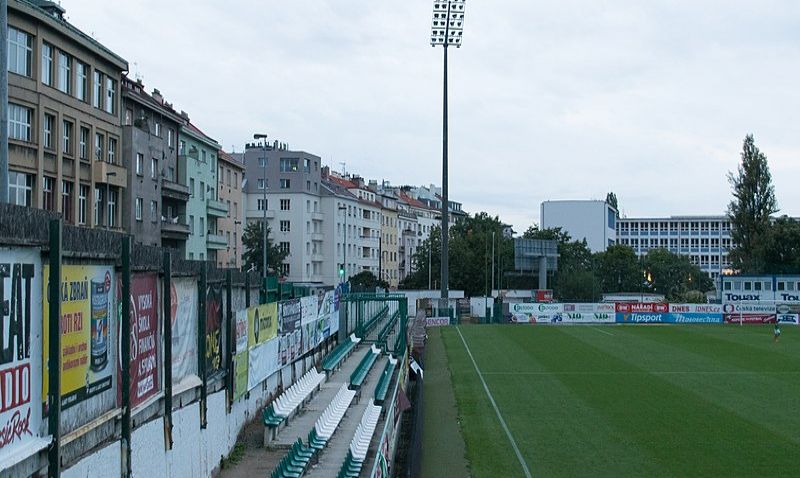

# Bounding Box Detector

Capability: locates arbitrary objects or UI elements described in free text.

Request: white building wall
[540,200,616,253]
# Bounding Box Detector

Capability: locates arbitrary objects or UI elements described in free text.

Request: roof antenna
[340,161,346,177]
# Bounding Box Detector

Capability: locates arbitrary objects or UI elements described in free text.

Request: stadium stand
[336,403,383,478]
[322,334,361,372]
[349,345,381,390]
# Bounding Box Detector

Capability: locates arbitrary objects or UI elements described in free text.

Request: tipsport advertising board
[615,303,723,324]
[43,265,115,409]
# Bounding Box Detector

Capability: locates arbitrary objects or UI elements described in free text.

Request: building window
[279,158,299,172]
[189,178,195,196]
[189,215,194,233]
[76,61,88,101]
[62,120,72,155]
[200,217,205,236]
[104,77,116,114]
[168,128,174,147]
[78,184,88,225]
[43,114,55,150]
[280,242,290,254]
[257,199,267,211]
[168,166,175,181]
[108,137,117,164]
[136,153,144,175]
[280,263,290,276]
[58,52,71,94]
[200,181,205,200]
[257,178,266,190]
[280,199,290,211]
[8,104,32,141]
[95,133,104,160]
[280,220,290,232]
[7,27,32,77]
[61,180,73,222]
[41,43,53,85]
[234,172,238,189]
[108,189,118,228]
[94,188,102,226]
[280,179,290,189]
[42,176,55,211]
[135,197,143,221]
[179,140,185,155]
[304,158,310,172]
[154,121,161,137]
[92,71,102,109]
[8,171,32,206]
[79,127,89,159]
[306,180,311,191]
[258,157,266,167]
[151,158,158,179]
[150,200,158,222]
[233,202,238,217]
[226,168,231,186]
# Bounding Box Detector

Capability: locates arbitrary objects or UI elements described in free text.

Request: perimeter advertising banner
[0,248,44,459]
[170,278,198,385]
[43,265,115,409]
[279,299,302,366]
[616,304,723,324]
[206,284,224,381]
[776,303,800,324]
[300,296,318,354]
[508,303,563,323]
[722,303,777,324]
[117,273,160,408]
[248,303,278,348]
[233,309,249,400]
[247,337,280,391]
[561,303,616,323]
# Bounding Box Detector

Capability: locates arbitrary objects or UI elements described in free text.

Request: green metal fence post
[47,219,62,478]
[120,236,132,478]
[225,270,234,411]
[162,252,173,449]
[198,264,207,428]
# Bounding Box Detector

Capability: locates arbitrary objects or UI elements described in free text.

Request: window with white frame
[78,184,88,225]
[95,133,104,160]
[168,128,174,147]
[42,176,55,211]
[150,200,157,221]
[135,197,143,221]
[75,61,88,101]
[257,179,266,189]
[280,179,290,189]
[8,27,32,77]
[154,121,161,137]
[104,77,115,114]
[108,137,116,164]
[8,171,32,206]
[61,180,73,222]
[151,158,157,179]
[135,153,144,175]
[257,199,267,210]
[280,220,290,232]
[280,199,290,211]
[79,127,88,159]
[92,71,102,109]
[108,189,118,228]
[57,52,71,94]
[62,120,72,155]
[8,104,32,141]
[43,114,54,150]
[41,43,53,85]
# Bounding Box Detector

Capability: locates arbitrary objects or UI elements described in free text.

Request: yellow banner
[247,303,278,347]
[43,265,115,409]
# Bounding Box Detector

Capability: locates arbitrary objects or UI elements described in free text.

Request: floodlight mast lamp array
[430,0,465,311]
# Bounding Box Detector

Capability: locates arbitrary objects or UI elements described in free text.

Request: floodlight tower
[430,0,465,312]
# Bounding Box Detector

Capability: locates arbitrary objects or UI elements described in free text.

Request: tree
[349,271,389,292]
[759,216,800,274]
[522,225,571,243]
[727,134,778,273]
[241,221,288,276]
[557,270,601,302]
[641,248,714,300]
[594,244,642,293]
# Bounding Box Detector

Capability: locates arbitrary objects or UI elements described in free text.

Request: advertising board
[170,278,198,385]
[205,284,224,381]
[508,303,564,323]
[117,273,160,408]
[0,248,44,460]
[43,264,115,409]
[247,303,278,348]
[425,317,450,327]
[722,303,776,324]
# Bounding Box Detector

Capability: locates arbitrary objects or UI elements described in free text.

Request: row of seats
[336,403,383,478]
[263,368,326,429]
[373,356,398,405]
[322,334,361,372]
[349,345,381,390]
[360,306,389,339]
[314,383,356,443]
[377,309,400,345]
[270,439,314,478]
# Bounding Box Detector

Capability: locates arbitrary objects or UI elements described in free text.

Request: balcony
[161,216,190,240]
[207,198,229,217]
[311,253,324,262]
[206,233,227,250]
[311,232,324,242]
[311,212,324,221]
[162,179,190,202]
[92,160,127,188]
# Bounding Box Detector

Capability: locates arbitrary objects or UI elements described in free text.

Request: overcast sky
[64,1,800,233]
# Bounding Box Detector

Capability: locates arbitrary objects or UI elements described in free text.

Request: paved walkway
[305,355,388,477]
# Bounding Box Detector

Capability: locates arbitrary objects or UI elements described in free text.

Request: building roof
[397,191,429,210]
[321,180,359,201]
[121,77,185,125]
[326,174,358,190]
[218,150,245,171]
[181,121,220,149]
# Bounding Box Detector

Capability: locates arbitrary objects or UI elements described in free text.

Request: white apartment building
[540,200,618,253]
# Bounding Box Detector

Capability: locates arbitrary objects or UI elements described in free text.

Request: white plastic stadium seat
[273,368,325,418]
[315,383,356,440]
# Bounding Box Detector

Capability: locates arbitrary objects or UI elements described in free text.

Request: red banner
[723,314,776,324]
[534,289,553,302]
[615,303,668,313]
[118,273,160,408]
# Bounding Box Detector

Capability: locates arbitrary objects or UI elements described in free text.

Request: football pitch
[424,324,800,478]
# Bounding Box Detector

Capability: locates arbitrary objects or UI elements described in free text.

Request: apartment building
[321,179,359,285]
[121,78,186,248]
[6,0,127,229]
[180,120,226,261]
[379,191,400,288]
[240,142,324,282]
[215,151,245,268]
[325,173,381,278]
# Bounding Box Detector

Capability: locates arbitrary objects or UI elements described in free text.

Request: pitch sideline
[456,326,533,478]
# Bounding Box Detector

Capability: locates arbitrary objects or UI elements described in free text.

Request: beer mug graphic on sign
[90,276,109,371]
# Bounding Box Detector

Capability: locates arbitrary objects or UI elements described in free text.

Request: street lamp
[338,204,347,283]
[430,0,466,312]
[253,133,268,276]
[105,171,116,229]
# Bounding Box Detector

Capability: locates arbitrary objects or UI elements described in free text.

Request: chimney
[180,110,189,120]
[321,166,330,178]
[152,88,163,105]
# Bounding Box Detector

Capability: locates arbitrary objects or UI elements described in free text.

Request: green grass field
[430,324,800,478]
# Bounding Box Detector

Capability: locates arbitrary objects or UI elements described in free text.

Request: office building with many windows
[6,0,127,229]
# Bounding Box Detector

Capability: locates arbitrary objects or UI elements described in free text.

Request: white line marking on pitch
[480,371,800,376]
[591,327,614,336]
[456,326,533,478]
